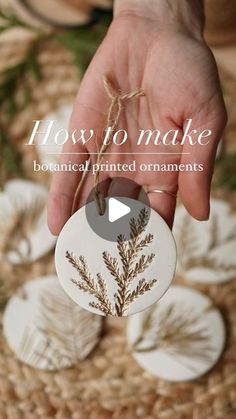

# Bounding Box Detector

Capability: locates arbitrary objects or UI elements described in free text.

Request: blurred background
[0,0,236,418]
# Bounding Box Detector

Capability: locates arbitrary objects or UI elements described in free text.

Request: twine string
[94,76,145,215]
[71,77,145,216]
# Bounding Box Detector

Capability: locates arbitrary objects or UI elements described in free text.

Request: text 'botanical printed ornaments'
[173,199,236,284]
[127,286,226,382]
[3,276,103,371]
[0,179,56,264]
[55,198,177,317]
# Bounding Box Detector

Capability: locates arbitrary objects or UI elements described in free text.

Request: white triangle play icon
[108,198,131,223]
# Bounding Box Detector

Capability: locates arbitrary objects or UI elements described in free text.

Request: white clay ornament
[3,276,103,371]
[55,198,177,317]
[173,199,236,284]
[127,285,226,382]
[0,179,56,264]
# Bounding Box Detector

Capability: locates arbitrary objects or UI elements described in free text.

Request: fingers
[47,71,108,235]
[75,174,111,211]
[107,177,141,199]
[147,190,177,228]
[48,150,89,235]
[179,150,213,221]
[179,104,227,221]
[77,176,140,212]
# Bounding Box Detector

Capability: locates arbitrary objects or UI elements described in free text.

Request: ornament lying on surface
[173,199,236,284]
[127,285,225,382]
[0,179,56,264]
[3,276,103,371]
[55,199,176,317]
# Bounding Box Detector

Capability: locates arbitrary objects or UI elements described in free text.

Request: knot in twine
[94,76,145,216]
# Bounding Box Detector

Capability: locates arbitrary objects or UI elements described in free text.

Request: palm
[49,14,226,234]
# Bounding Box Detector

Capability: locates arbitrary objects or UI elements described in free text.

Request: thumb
[179,106,227,220]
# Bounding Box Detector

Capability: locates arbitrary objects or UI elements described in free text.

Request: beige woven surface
[1,262,236,419]
[0,19,236,419]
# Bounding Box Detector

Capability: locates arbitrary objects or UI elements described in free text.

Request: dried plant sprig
[132,302,214,365]
[102,252,122,283]
[112,209,157,316]
[66,251,114,316]
[67,208,157,316]
[126,278,157,306]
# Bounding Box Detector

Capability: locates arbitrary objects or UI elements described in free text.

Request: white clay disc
[3,276,103,371]
[34,104,72,167]
[173,199,236,284]
[55,198,177,317]
[0,179,56,264]
[127,285,225,382]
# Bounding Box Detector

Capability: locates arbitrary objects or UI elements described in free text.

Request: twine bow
[94,76,145,215]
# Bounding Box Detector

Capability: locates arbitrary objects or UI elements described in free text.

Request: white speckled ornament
[127,285,225,382]
[3,276,103,371]
[173,199,236,284]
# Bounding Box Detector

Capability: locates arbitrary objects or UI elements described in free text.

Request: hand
[48,0,227,234]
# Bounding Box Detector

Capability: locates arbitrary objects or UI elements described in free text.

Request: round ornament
[3,276,103,371]
[0,179,56,264]
[55,198,177,317]
[127,285,225,382]
[173,199,236,284]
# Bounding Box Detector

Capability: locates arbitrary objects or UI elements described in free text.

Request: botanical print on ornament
[127,286,226,381]
[173,199,236,284]
[66,208,157,316]
[3,277,102,371]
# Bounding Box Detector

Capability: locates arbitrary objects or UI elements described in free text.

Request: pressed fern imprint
[132,302,214,371]
[19,283,101,370]
[1,196,45,262]
[177,213,236,273]
[66,208,158,316]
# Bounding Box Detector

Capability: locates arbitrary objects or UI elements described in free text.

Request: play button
[85,177,151,242]
[108,198,131,223]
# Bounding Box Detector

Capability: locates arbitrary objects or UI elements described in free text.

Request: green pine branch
[0,124,23,187]
[0,8,39,33]
[53,13,112,73]
[0,46,42,120]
